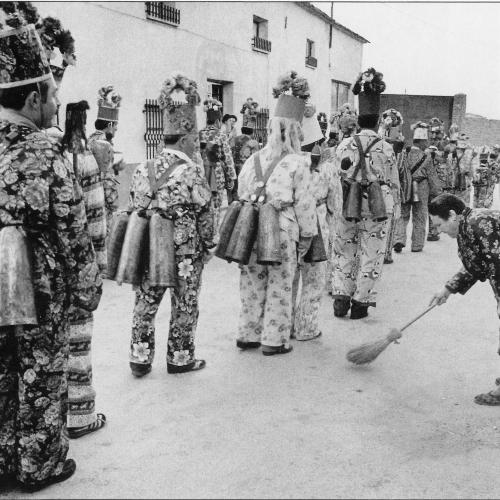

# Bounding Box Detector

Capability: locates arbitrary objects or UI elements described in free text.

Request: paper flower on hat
[381,108,403,126]
[203,97,222,112]
[353,67,386,95]
[272,70,310,100]
[410,121,429,131]
[98,85,121,109]
[0,1,39,29]
[158,71,200,109]
[317,112,327,123]
[240,97,259,115]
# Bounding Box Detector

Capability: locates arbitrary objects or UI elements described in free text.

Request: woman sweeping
[429,193,500,405]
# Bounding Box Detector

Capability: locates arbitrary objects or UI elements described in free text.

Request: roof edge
[295,2,369,44]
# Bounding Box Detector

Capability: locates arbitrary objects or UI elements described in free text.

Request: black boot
[393,243,404,253]
[333,298,351,317]
[350,300,369,319]
[130,362,152,378]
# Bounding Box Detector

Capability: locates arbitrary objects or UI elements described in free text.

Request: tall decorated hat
[240,97,259,128]
[354,66,385,119]
[272,70,310,123]
[97,85,121,123]
[411,121,429,140]
[379,108,404,142]
[448,123,459,142]
[301,103,324,146]
[429,117,444,135]
[0,3,75,85]
[158,72,200,135]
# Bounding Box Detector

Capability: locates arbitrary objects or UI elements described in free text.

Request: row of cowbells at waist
[214,201,327,267]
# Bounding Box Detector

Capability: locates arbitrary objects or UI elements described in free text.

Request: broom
[346,303,437,365]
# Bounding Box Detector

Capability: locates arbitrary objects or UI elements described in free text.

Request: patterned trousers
[384,214,398,261]
[331,217,389,306]
[67,309,96,428]
[292,261,327,339]
[473,185,495,209]
[0,325,69,485]
[130,253,204,368]
[237,232,297,347]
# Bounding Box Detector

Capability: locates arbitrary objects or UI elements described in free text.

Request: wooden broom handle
[399,304,437,333]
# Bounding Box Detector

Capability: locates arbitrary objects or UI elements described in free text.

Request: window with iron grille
[305,39,317,68]
[252,15,271,53]
[143,99,163,160]
[253,108,270,147]
[331,80,351,113]
[145,1,180,26]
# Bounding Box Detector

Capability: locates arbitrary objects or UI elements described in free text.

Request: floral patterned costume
[129,148,214,370]
[67,149,107,428]
[229,133,260,202]
[444,208,500,350]
[331,130,399,307]
[437,149,474,206]
[88,130,118,235]
[199,125,236,239]
[292,148,342,339]
[0,112,101,486]
[237,152,316,348]
[472,157,500,209]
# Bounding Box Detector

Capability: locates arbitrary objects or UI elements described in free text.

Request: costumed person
[62,101,107,438]
[330,103,357,143]
[199,96,236,242]
[429,194,500,406]
[292,104,342,340]
[331,76,399,319]
[235,70,316,355]
[87,85,124,236]
[221,112,237,145]
[128,72,215,376]
[0,19,101,491]
[317,111,328,137]
[352,67,386,95]
[426,117,446,241]
[377,108,404,264]
[393,122,440,253]
[228,98,260,203]
[472,145,500,208]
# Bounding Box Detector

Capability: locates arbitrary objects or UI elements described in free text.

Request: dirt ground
[3,189,500,499]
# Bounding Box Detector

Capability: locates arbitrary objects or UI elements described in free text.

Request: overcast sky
[314,1,500,119]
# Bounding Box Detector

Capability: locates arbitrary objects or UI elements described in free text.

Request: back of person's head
[241,126,254,136]
[429,193,466,219]
[0,82,49,110]
[94,119,110,131]
[357,114,379,130]
[265,116,302,159]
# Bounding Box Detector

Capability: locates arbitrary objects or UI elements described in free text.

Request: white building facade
[35,1,367,163]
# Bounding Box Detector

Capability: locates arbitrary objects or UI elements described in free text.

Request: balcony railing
[145,2,180,26]
[305,56,317,68]
[252,36,272,53]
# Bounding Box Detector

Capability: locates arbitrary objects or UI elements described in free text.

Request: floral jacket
[472,157,500,187]
[445,208,500,294]
[231,134,260,174]
[437,150,474,191]
[238,151,317,242]
[199,125,237,192]
[129,148,215,255]
[88,130,119,213]
[0,111,102,314]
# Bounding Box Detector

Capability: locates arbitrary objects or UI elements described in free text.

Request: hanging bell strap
[352,135,382,185]
[251,152,286,204]
[144,158,186,210]
[410,153,427,176]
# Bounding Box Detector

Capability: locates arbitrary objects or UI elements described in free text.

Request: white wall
[35,1,364,163]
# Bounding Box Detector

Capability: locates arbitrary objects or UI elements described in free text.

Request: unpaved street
[3,192,500,499]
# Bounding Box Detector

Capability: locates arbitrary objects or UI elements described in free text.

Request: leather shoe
[130,362,152,378]
[333,298,350,317]
[350,301,369,319]
[236,340,261,350]
[20,459,76,492]
[393,243,404,253]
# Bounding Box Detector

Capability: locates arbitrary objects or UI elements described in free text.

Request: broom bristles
[346,337,394,365]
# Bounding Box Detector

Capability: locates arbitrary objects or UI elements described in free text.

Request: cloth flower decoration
[272,70,310,100]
